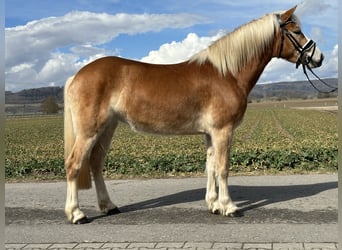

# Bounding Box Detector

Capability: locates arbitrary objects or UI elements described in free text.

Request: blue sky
[5,0,338,91]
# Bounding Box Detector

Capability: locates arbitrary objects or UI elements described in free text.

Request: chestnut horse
[64,6,323,224]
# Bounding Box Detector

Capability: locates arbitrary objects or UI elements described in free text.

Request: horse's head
[276,6,324,69]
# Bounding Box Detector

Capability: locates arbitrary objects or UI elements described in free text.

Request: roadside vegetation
[5,103,337,181]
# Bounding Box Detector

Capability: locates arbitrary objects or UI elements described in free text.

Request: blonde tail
[64,76,92,189]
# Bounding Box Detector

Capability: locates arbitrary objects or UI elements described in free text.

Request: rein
[301,64,338,93]
[277,19,337,93]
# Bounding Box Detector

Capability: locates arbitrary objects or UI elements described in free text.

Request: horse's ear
[281,5,297,23]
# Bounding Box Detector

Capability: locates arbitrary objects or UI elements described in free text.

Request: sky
[5,0,338,92]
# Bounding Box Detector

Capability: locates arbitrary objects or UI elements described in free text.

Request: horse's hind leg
[65,135,97,224]
[90,121,119,215]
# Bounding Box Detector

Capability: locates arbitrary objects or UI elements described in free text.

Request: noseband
[277,19,316,68]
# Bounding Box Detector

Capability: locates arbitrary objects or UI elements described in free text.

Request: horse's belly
[121,109,204,136]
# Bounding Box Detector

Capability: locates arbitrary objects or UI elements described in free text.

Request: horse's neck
[235,48,274,96]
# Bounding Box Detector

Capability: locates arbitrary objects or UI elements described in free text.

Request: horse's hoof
[228,209,243,217]
[107,207,121,215]
[74,216,90,224]
[209,209,220,215]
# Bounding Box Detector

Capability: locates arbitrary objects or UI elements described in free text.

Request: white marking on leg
[65,180,86,223]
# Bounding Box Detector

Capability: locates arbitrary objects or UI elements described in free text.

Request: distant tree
[41,96,59,114]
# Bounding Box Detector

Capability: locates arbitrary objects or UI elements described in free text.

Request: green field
[5,103,338,181]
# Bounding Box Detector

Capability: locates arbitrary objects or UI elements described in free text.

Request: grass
[5,103,338,181]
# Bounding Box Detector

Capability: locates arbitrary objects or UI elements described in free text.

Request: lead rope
[302,64,338,93]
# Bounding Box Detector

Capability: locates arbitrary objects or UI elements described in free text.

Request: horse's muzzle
[311,53,324,68]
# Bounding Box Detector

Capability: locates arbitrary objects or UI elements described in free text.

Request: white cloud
[37,53,78,83]
[5,11,207,91]
[141,31,225,64]
[8,63,34,74]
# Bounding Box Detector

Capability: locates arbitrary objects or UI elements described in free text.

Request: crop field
[5,104,337,181]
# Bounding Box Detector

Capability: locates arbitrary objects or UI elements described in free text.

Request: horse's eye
[293,30,301,35]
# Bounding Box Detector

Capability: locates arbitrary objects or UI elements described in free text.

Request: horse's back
[69,56,189,97]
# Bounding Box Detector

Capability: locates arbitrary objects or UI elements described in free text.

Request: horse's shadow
[88,181,337,222]
[121,181,337,212]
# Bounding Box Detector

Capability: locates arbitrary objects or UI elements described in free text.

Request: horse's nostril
[316,53,324,67]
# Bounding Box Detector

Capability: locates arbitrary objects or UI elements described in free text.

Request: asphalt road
[5,174,338,246]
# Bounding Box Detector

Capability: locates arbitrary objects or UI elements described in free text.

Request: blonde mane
[190,13,282,76]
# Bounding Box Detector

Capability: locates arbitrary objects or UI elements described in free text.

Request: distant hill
[5,86,64,104]
[250,78,338,101]
[5,78,338,105]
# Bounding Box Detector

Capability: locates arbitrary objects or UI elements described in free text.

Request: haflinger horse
[64,6,323,224]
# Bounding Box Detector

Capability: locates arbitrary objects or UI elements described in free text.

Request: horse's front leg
[207,127,239,216]
[90,123,119,215]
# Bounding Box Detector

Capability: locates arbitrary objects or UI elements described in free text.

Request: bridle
[277,19,315,69]
[277,17,337,93]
